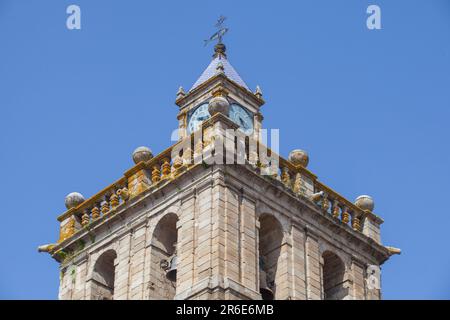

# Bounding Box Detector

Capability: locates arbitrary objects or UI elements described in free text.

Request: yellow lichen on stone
[58,217,76,243]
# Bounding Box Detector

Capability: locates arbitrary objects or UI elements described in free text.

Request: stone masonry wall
[58,165,384,300]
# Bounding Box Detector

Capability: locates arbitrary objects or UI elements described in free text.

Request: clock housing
[186,102,254,135]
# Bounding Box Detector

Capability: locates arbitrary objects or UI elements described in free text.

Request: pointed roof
[190,43,249,92]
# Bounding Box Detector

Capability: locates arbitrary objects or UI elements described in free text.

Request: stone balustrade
[264,149,379,236]
[57,177,129,243]
[56,143,193,244]
[311,182,364,231]
[239,135,380,239]
[55,115,381,247]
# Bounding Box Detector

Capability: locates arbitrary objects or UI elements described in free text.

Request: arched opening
[149,213,178,299]
[258,214,283,300]
[90,249,117,300]
[321,251,347,300]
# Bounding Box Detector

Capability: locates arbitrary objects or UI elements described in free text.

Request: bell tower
[40,31,399,300]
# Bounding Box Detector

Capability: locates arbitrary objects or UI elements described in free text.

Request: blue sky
[0,0,449,299]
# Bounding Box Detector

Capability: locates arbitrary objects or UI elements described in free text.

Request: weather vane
[204,15,228,46]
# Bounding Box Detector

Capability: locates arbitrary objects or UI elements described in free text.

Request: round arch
[90,249,117,300]
[321,250,347,300]
[258,213,284,300]
[148,212,179,299]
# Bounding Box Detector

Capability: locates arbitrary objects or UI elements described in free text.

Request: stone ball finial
[213,43,227,58]
[132,146,153,164]
[208,96,230,117]
[355,195,375,212]
[65,192,85,209]
[289,149,309,167]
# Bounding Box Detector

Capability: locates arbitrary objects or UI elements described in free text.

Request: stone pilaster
[362,211,383,244]
[113,234,132,299]
[291,225,307,299]
[177,112,187,141]
[125,163,152,199]
[129,225,147,299]
[239,195,258,292]
[366,264,382,300]
[72,255,88,300]
[253,112,263,142]
[59,264,76,300]
[304,230,321,299]
[350,259,366,300]
[224,187,241,284]
[174,189,197,298]
[274,236,292,299]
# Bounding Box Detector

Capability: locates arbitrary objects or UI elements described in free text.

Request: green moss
[76,239,85,251]
[56,250,67,261]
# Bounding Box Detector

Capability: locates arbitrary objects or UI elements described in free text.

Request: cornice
[175,73,264,109]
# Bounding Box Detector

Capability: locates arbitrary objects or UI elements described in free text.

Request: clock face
[229,104,254,135]
[187,103,210,133]
[186,102,254,135]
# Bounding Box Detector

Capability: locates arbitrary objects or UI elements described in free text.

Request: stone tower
[40,43,399,300]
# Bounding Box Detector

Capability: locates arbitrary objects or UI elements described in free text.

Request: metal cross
[204,15,229,46]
